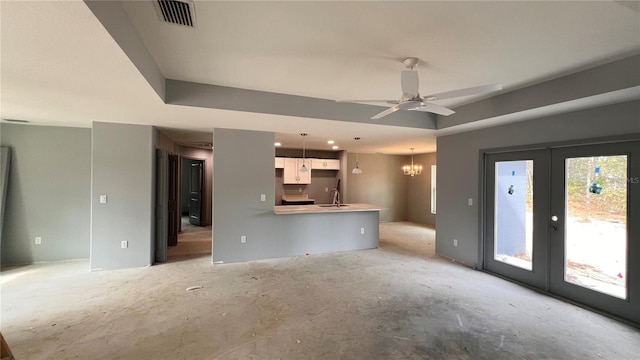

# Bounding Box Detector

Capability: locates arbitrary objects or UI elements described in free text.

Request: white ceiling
[1,1,639,154]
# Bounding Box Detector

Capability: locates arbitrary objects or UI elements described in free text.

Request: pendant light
[403,148,422,176]
[352,137,363,174]
[299,133,309,173]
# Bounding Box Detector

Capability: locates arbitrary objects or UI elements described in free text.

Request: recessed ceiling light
[332,145,339,150]
[274,142,281,147]
[327,140,335,145]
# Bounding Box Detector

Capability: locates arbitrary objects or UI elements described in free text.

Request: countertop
[273,203,385,215]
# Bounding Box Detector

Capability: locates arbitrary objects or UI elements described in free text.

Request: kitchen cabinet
[283,158,311,184]
[311,158,340,170]
[275,157,285,169]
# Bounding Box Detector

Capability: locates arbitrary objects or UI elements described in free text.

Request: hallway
[166,216,212,262]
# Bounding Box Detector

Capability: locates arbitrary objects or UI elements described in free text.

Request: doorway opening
[169,156,211,261]
[482,139,639,324]
[155,150,212,264]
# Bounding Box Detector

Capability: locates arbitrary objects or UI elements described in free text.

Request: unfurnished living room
[1,1,639,359]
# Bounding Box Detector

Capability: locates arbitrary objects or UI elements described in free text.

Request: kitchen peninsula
[274,203,383,214]
[273,203,385,254]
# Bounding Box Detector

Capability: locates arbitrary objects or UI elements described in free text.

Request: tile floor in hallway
[1,222,638,359]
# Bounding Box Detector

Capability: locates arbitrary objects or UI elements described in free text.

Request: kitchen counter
[281,194,315,205]
[274,203,385,215]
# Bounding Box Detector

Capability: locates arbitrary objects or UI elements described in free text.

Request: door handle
[552,226,558,231]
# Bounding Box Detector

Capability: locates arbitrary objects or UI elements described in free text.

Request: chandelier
[403,148,422,176]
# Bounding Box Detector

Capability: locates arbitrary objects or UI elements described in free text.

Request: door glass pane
[565,156,627,299]
[494,160,534,270]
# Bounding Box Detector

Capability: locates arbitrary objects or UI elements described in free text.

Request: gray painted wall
[407,152,437,226]
[1,124,91,265]
[91,122,154,270]
[213,129,379,263]
[436,100,640,268]
[346,153,408,222]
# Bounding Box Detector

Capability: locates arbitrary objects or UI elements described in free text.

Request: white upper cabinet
[275,157,285,169]
[283,158,311,184]
[311,159,340,170]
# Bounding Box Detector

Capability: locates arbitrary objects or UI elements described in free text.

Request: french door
[484,140,639,324]
[484,150,550,289]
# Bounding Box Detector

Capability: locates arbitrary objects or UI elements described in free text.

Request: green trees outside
[566,155,627,224]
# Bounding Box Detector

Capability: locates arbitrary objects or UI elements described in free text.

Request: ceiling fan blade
[425,83,502,101]
[371,104,401,119]
[335,99,397,104]
[411,103,456,116]
[401,70,419,98]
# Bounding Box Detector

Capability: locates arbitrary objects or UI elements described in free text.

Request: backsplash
[275,169,340,205]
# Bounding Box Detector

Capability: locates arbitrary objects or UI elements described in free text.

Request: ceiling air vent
[155,0,196,27]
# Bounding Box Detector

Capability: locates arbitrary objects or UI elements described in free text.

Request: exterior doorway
[483,139,639,324]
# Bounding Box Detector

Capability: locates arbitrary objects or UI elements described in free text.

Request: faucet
[330,188,340,207]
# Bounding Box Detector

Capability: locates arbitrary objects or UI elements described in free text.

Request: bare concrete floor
[1,222,638,359]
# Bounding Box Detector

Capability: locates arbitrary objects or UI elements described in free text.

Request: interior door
[155,149,168,263]
[189,160,204,226]
[549,141,639,323]
[484,150,550,289]
[168,154,179,246]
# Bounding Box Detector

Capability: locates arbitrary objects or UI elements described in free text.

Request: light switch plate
[468,198,473,206]
[35,237,42,245]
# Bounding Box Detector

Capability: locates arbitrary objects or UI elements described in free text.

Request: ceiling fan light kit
[337,57,502,120]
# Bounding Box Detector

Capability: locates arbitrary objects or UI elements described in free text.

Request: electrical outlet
[260,194,266,202]
[121,240,128,249]
[468,198,473,206]
[35,237,42,245]
[100,195,107,204]
[298,188,302,193]
[241,235,247,244]
[325,187,329,192]
[453,239,458,247]
[360,227,365,235]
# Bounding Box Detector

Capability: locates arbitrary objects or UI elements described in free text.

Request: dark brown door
[189,160,204,226]
[168,154,179,246]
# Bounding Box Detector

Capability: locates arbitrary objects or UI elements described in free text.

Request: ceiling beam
[438,54,640,129]
[166,80,437,129]
[84,0,166,102]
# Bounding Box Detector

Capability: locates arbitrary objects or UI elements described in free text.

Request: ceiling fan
[336,57,502,120]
